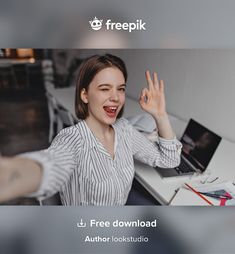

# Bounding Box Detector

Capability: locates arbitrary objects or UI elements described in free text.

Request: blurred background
[1,0,235,48]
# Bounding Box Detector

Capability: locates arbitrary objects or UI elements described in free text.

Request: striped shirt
[21,118,182,206]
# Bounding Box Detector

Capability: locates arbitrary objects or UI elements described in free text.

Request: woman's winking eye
[100,88,109,91]
[98,84,126,92]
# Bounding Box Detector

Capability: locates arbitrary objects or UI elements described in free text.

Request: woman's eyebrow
[98,83,126,87]
[97,84,111,88]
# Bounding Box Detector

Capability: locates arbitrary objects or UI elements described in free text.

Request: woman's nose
[109,89,119,101]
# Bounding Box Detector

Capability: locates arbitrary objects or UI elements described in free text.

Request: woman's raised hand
[139,71,167,118]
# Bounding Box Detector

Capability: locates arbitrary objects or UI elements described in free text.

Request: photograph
[0,49,234,207]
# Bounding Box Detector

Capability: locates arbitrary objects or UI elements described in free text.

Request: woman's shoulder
[114,117,133,134]
[51,124,84,150]
[114,117,129,126]
[58,124,82,137]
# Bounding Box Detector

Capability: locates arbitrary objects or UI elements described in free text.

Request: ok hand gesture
[139,71,167,118]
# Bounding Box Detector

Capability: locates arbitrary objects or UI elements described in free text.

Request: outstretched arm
[0,156,42,203]
[139,70,175,140]
[0,127,81,204]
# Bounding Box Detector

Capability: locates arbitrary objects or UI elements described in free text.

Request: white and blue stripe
[21,118,182,205]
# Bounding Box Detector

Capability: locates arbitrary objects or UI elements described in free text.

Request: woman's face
[82,67,126,126]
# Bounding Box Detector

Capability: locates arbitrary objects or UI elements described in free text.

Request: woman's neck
[85,116,116,159]
[85,117,113,139]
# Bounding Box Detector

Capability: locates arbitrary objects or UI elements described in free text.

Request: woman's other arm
[130,70,182,168]
[139,71,175,139]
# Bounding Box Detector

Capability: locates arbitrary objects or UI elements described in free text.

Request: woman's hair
[75,54,127,119]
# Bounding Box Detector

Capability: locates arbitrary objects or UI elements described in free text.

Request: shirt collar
[78,120,119,158]
[78,120,99,149]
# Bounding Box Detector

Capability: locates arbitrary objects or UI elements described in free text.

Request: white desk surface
[48,86,235,205]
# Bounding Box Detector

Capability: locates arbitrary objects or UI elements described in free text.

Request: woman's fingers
[153,72,159,90]
[145,70,154,91]
[139,88,149,105]
[143,71,164,103]
[146,70,161,92]
[141,71,166,115]
[159,79,164,93]
[141,88,148,99]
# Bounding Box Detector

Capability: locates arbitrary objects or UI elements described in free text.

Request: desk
[135,134,235,205]
[49,86,235,205]
[170,139,235,205]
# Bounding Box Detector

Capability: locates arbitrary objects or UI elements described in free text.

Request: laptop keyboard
[175,159,194,174]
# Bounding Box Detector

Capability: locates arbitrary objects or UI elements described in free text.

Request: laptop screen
[180,119,222,172]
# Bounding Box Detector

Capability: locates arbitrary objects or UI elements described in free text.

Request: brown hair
[75,54,127,119]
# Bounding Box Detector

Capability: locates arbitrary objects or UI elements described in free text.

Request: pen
[185,183,214,206]
[207,177,219,183]
[199,192,232,200]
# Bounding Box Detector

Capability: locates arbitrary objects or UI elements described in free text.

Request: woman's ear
[80,89,88,104]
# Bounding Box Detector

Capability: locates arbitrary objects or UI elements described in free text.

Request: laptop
[156,119,222,177]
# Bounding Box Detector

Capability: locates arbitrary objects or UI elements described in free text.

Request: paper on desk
[170,187,219,206]
[191,181,235,199]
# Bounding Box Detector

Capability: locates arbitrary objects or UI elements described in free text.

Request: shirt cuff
[158,136,182,151]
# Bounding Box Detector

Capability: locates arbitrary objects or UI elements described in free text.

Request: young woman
[0,54,182,205]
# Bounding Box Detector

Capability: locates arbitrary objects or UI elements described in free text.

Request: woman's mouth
[103,106,118,118]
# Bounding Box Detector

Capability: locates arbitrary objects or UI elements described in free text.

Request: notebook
[156,119,222,178]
